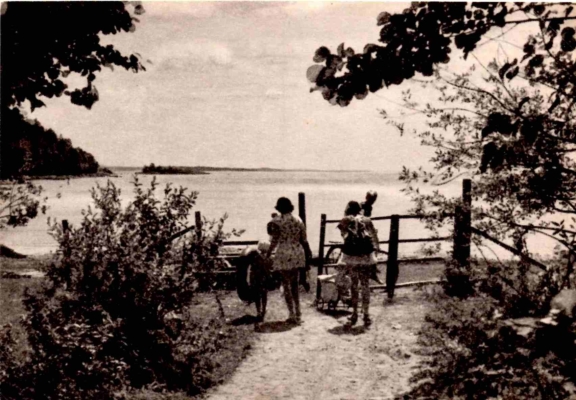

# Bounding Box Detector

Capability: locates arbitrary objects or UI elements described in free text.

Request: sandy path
[206,287,429,400]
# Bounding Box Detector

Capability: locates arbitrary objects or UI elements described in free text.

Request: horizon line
[105,165,401,174]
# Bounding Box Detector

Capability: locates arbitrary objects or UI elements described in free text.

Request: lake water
[1,168,465,257]
[4,168,557,260]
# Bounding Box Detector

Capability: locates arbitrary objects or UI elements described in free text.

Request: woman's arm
[337,217,349,239]
[266,220,279,259]
[299,225,312,262]
[366,218,380,251]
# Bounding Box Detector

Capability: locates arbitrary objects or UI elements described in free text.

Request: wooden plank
[398,256,445,264]
[298,192,306,226]
[222,240,259,246]
[371,278,442,290]
[317,214,327,301]
[330,213,455,224]
[454,180,472,269]
[195,211,203,239]
[168,225,196,242]
[324,237,449,246]
[386,215,400,299]
[471,227,547,271]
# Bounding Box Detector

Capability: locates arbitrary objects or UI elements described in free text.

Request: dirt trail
[206,287,430,400]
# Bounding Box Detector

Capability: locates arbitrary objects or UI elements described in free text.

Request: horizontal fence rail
[325,213,455,224]
[470,226,547,271]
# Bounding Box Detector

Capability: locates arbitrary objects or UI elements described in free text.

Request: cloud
[152,39,233,70]
[145,3,219,19]
[265,88,284,98]
[253,2,330,18]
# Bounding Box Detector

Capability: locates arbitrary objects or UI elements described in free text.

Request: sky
[27,1,522,172]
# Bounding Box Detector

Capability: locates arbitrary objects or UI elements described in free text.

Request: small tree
[0,181,46,230]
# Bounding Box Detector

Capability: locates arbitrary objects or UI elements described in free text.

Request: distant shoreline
[123,165,372,175]
[2,169,117,182]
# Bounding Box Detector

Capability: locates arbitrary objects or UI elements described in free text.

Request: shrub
[0,177,239,399]
[406,289,575,400]
[406,256,576,400]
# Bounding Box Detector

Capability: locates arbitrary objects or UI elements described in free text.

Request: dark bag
[342,217,375,256]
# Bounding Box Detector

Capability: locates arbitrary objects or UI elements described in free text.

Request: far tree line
[0,108,108,180]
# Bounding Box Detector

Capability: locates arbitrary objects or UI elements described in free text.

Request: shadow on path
[316,308,352,319]
[255,320,296,333]
[229,314,259,326]
[328,325,367,336]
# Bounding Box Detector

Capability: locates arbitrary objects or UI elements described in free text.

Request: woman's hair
[275,197,294,214]
[344,200,362,216]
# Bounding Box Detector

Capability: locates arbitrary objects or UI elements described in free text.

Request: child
[250,240,274,322]
[361,190,378,217]
[361,190,384,285]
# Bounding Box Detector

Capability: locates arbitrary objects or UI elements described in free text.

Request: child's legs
[289,270,300,316]
[255,294,262,316]
[359,266,371,315]
[261,289,268,316]
[349,267,360,315]
[281,270,295,316]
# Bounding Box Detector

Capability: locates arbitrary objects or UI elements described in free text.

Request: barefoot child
[251,240,273,322]
[361,191,384,285]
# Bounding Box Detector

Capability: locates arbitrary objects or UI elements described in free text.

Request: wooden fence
[61,178,548,294]
[317,212,456,301]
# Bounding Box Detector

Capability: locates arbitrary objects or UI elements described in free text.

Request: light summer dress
[267,213,307,271]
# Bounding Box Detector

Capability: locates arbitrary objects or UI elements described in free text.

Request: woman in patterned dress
[265,197,311,325]
[337,200,380,328]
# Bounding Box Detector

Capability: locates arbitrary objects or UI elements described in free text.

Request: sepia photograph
[1,1,575,399]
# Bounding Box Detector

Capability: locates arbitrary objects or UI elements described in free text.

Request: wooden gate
[315,180,476,301]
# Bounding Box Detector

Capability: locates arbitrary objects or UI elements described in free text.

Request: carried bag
[342,217,375,256]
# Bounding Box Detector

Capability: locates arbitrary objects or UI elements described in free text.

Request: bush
[406,258,576,400]
[0,177,240,399]
[406,290,575,400]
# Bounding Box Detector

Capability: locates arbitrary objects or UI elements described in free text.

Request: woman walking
[337,200,380,328]
[266,197,311,325]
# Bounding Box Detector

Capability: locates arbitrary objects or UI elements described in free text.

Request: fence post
[195,211,202,239]
[317,213,327,301]
[386,215,400,299]
[454,179,471,269]
[298,192,306,226]
[61,220,71,287]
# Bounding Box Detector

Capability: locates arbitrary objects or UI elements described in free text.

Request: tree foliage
[309,3,576,398]
[1,1,145,111]
[308,3,576,107]
[1,1,145,227]
[0,181,46,230]
[1,108,106,179]
[0,178,241,399]
[310,2,576,286]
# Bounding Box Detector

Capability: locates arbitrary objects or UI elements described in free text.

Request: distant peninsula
[139,164,365,175]
[141,164,210,175]
[1,107,115,180]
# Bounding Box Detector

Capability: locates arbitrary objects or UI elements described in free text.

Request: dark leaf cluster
[0,180,46,229]
[1,1,145,110]
[308,3,575,108]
